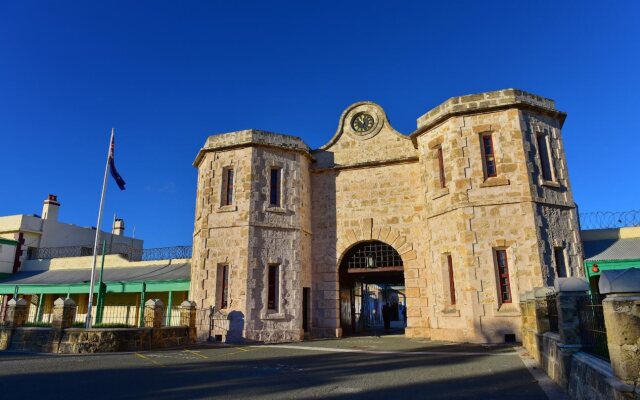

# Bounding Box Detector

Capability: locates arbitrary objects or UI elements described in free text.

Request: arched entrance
[339,240,405,335]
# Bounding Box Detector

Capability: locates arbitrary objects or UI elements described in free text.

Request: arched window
[340,241,403,271]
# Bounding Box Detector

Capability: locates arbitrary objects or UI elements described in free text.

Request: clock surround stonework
[190,89,583,343]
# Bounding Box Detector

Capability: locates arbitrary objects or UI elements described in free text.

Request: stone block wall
[190,89,584,344]
[192,131,312,342]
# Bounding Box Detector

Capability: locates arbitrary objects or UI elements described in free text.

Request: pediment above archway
[312,102,417,169]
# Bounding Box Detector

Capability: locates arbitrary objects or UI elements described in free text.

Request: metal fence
[163,306,188,327]
[576,293,609,361]
[28,245,192,262]
[579,210,640,230]
[545,293,559,333]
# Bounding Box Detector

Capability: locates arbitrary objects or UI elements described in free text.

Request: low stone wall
[6,327,56,353]
[520,276,640,400]
[535,332,638,399]
[568,353,636,400]
[0,327,13,350]
[0,326,194,354]
[58,326,193,353]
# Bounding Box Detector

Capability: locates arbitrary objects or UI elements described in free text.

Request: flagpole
[85,128,114,328]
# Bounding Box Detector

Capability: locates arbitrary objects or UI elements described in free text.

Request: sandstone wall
[244,147,311,342]
[310,102,428,338]
[190,89,582,344]
[192,131,311,342]
[191,146,254,340]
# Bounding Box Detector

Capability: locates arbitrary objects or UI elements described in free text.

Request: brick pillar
[52,297,77,330]
[599,268,640,386]
[555,278,589,346]
[520,291,534,354]
[179,301,196,327]
[179,301,197,342]
[5,298,28,328]
[529,287,554,362]
[554,276,589,388]
[144,299,164,328]
[519,297,528,350]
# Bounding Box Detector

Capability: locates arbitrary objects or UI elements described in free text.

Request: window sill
[541,180,561,189]
[440,307,460,317]
[265,206,286,214]
[262,312,286,320]
[495,303,520,317]
[431,187,450,200]
[480,176,510,188]
[216,205,237,213]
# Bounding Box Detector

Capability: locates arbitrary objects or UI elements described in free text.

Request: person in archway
[382,302,391,331]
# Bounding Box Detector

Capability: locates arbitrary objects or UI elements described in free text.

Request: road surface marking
[255,344,516,357]
[183,349,208,359]
[135,352,165,367]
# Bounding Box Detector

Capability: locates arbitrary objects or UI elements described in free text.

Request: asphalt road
[0,336,553,400]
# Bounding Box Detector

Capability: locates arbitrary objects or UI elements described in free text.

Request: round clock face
[351,112,374,133]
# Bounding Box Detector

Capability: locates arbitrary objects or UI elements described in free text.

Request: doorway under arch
[339,240,406,335]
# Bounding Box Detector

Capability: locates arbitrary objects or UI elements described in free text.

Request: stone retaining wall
[520,274,640,400]
[0,326,194,353]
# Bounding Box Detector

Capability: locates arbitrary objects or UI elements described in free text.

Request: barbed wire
[579,210,640,230]
[28,245,192,261]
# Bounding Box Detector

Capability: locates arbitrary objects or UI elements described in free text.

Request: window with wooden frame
[481,133,497,178]
[221,167,234,206]
[447,254,456,306]
[267,264,280,311]
[217,264,229,309]
[437,146,446,188]
[554,247,568,278]
[495,249,512,304]
[269,168,281,207]
[536,133,555,182]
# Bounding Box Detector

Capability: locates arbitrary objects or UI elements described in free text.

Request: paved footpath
[0,335,563,400]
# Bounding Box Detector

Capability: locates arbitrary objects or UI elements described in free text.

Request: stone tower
[191,130,312,342]
[192,89,582,344]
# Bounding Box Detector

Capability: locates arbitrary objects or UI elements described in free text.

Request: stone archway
[311,218,428,339]
[338,240,405,335]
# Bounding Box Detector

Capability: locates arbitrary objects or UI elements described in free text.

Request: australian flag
[109,132,126,190]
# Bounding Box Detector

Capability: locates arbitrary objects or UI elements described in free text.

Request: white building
[0,194,143,274]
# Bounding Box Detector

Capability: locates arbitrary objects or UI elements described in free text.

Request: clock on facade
[351,112,374,133]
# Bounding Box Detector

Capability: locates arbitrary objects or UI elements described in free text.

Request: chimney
[42,194,60,221]
[113,218,125,236]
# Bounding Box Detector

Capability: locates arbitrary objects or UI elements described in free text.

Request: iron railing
[579,210,640,230]
[546,293,559,333]
[27,245,192,262]
[576,293,609,361]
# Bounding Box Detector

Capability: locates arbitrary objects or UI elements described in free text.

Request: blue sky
[1,1,638,248]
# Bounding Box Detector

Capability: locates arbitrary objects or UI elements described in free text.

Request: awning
[584,237,640,261]
[0,262,190,294]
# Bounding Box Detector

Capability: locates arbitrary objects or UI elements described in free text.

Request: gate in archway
[339,241,405,335]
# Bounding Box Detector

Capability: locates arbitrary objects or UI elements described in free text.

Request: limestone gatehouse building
[190,89,583,344]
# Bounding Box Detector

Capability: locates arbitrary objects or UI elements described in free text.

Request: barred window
[447,254,456,306]
[437,146,446,188]
[268,264,280,311]
[270,168,281,207]
[222,167,234,206]
[495,249,512,303]
[481,133,497,178]
[554,247,568,278]
[536,134,555,182]
[217,264,229,309]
